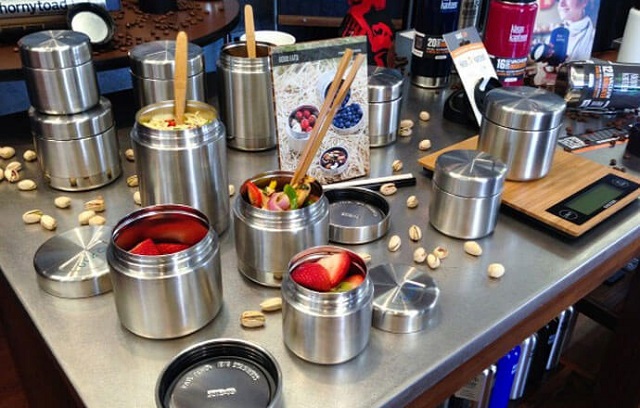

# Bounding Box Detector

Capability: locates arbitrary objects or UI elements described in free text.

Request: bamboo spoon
[244,4,256,58]
[173,31,188,126]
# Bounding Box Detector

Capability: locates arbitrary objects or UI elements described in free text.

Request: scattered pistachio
[22,209,43,224]
[17,179,37,191]
[463,241,483,256]
[133,190,142,205]
[228,184,235,196]
[240,310,266,328]
[388,235,401,252]
[23,149,37,162]
[6,161,21,172]
[406,195,419,208]
[124,148,135,161]
[392,159,403,172]
[54,196,72,209]
[0,168,3,182]
[78,210,97,225]
[427,253,441,269]
[357,252,372,264]
[398,127,413,137]
[379,182,397,196]
[488,263,505,279]
[413,247,427,263]
[259,297,283,312]
[126,175,139,187]
[418,139,432,151]
[5,168,20,183]
[40,214,57,231]
[88,215,107,226]
[84,196,105,212]
[0,146,16,159]
[400,119,414,129]
[408,224,422,241]
[433,246,449,260]
[419,110,431,122]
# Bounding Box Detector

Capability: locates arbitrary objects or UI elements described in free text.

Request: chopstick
[244,5,256,58]
[173,31,188,125]
[291,51,365,186]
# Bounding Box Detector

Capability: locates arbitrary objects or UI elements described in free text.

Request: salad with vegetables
[242,175,317,211]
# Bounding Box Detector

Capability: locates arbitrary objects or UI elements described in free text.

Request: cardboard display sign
[270,36,370,184]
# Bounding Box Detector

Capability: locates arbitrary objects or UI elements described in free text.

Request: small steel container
[282,246,373,365]
[217,42,277,151]
[19,30,99,114]
[107,205,223,339]
[429,150,507,239]
[131,100,230,235]
[29,96,121,191]
[129,40,206,110]
[368,67,404,147]
[233,170,329,287]
[478,86,566,181]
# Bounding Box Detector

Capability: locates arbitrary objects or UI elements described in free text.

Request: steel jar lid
[433,149,507,198]
[18,30,92,69]
[325,187,390,244]
[483,86,566,131]
[129,40,204,79]
[368,66,404,103]
[156,339,282,408]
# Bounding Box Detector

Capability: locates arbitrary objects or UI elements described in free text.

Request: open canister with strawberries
[282,246,373,365]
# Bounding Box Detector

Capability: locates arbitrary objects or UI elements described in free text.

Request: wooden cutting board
[418,136,640,237]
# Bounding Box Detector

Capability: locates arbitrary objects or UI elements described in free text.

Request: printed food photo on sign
[270,36,370,185]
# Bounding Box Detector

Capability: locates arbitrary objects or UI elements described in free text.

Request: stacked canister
[19,29,121,191]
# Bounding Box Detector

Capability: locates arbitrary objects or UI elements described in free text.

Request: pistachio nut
[398,127,413,137]
[464,241,482,257]
[413,247,427,263]
[228,184,235,197]
[54,196,72,209]
[0,146,15,159]
[78,210,97,225]
[408,224,422,242]
[419,110,431,122]
[400,119,414,129]
[433,246,449,260]
[6,161,22,172]
[84,196,105,212]
[418,139,432,151]
[392,159,403,172]
[379,182,397,196]
[133,190,141,205]
[240,311,266,328]
[22,209,43,224]
[357,252,372,264]
[426,253,441,269]
[259,297,283,312]
[17,179,37,191]
[488,263,505,279]
[6,168,20,183]
[88,215,107,226]
[40,214,57,231]
[388,235,401,252]
[126,175,139,187]
[406,195,419,208]
[23,149,37,162]
[124,148,135,161]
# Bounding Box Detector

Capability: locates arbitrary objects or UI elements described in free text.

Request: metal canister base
[237,258,283,288]
[45,167,121,191]
[369,131,397,147]
[227,137,277,152]
[411,74,449,89]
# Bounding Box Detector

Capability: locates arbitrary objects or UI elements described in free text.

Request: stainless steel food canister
[131,100,230,235]
[282,246,373,365]
[217,42,277,151]
[233,170,329,287]
[368,67,404,147]
[478,86,566,181]
[18,30,99,115]
[107,204,223,339]
[29,96,121,191]
[429,150,507,239]
[129,40,206,109]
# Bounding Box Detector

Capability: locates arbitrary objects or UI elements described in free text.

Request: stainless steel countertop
[1,83,639,408]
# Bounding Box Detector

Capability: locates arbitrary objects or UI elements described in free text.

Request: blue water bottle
[488,344,520,408]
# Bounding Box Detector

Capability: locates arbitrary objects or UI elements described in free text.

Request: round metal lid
[325,187,390,244]
[433,149,507,198]
[129,40,204,79]
[67,3,116,47]
[34,226,113,298]
[368,67,404,103]
[18,30,92,69]
[28,97,114,140]
[483,86,566,131]
[370,263,439,333]
[157,339,282,408]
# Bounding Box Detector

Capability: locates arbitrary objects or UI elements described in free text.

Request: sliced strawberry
[317,251,350,287]
[290,262,332,292]
[129,238,160,255]
[156,242,190,254]
[245,181,264,208]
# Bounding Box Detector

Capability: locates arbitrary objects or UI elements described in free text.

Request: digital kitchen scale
[418,136,640,237]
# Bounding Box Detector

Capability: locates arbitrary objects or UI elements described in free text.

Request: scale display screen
[547,173,640,225]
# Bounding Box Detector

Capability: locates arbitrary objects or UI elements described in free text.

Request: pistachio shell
[259,297,282,312]
[0,146,15,159]
[388,235,401,252]
[418,139,432,151]
[79,210,97,225]
[228,184,235,196]
[406,195,419,208]
[40,214,57,231]
[124,148,135,161]
[54,196,72,209]
[133,191,141,205]
[464,241,483,256]
[427,253,440,269]
[488,263,505,279]
[413,247,427,263]
[419,111,431,122]
[17,179,36,191]
[88,215,106,226]
[23,149,37,162]
[22,209,43,224]
[240,311,266,328]
[392,159,403,172]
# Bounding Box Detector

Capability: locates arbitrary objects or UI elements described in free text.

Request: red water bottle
[483,0,537,86]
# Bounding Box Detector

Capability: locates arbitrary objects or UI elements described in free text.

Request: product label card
[443,27,498,125]
[270,36,370,184]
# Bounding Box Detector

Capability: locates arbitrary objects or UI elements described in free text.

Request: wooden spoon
[173,31,188,126]
[244,4,256,58]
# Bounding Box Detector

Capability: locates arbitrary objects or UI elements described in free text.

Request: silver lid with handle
[129,40,204,79]
[368,67,404,103]
[433,149,507,198]
[483,86,566,131]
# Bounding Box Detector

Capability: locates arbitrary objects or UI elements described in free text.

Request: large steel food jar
[29,96,121,191]
[107,204,223,339]
[131,100,230,235]
[233,171,329,287]
[19,30,99,115]
[478,86,566,181]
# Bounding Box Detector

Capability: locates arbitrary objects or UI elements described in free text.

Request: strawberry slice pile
[290,251,364,292]
[129,238,190,255]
